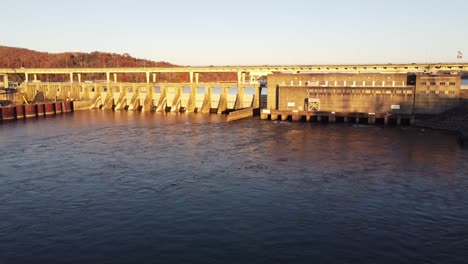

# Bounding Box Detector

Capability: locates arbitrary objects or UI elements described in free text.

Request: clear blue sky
[2,0,467,65]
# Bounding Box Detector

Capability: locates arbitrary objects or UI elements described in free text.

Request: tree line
[0,46,237,83]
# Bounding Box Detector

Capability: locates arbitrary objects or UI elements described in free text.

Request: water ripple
[1,111,467,264]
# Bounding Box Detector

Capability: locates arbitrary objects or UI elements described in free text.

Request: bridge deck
[1,63,468,75]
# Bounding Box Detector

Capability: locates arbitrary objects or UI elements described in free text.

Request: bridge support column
[189,72,194,83]
[25,73,29,83]
[69,73,73,83]
[3,74,8,88]
[114,73,118,83]
[34,74,38,81]
[78,74,82,83]
[237,72,246,84]
[146,72,150,84]
[152,73,157,83]
[195,73,199,83]
[106,72,110,83]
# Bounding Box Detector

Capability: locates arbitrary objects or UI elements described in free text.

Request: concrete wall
[267,73,462,115]
[277,86,414,114]
[414,75,462,114]
[267,73,409,109]
[268,73,412,114]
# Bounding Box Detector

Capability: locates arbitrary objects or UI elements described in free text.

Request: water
[1,111,468,264]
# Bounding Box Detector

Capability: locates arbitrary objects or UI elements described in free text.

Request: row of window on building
[422,90,457,95]
[282,80,407,87]
[307,89,413,95]
[420,81,456,86]
[307,88,457,96]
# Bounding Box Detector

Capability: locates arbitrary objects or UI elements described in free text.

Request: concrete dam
[1,63,468,123]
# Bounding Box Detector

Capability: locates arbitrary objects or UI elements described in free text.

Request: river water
[1,111,467,264]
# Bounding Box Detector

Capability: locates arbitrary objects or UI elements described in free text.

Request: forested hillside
[0,46,174,68]
[0,46,237,82]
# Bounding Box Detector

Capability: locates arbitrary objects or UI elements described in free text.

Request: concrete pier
[226,107,257,122]
[261,110,415,126]
[292,113,300,122]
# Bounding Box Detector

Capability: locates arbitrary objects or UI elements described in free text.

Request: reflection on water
[1,110,467,264]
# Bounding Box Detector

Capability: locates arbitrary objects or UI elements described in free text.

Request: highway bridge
[1,63,468,87]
